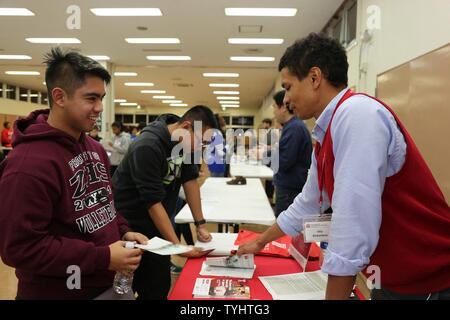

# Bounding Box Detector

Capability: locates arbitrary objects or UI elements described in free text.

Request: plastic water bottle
[113,241,135,295]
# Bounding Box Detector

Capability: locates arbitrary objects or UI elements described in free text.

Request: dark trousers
[110,165,118,178]
[371,286,450,300]
[133,252,171,300]
[275,187,302,217]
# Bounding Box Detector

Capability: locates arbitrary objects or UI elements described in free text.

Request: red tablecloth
[168,244,321,300]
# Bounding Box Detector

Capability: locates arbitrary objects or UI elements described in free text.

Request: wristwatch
[194,219,206,227]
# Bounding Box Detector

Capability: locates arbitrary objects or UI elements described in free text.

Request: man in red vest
[237,33,450,300]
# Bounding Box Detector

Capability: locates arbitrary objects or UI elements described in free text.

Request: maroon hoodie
[0,109,130,299]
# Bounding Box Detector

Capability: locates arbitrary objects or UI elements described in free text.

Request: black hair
[3,121,10,128]
[262,118,272,126]
[111,121,123,131]
[43,47,111,107]
[180,105,218,129]
[273,90,293,114]
[279,33,348,88]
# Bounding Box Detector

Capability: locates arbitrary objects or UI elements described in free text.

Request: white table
[175,177,275,226]
[229,156,274,179]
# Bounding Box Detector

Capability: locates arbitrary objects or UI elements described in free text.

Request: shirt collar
[312,87,349,143]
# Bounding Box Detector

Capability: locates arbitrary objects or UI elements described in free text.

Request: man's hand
[179,246,212,258]
[236,239,265,256]
[122,232,148,244]
[108,141,113,147]
[108,240,143,273]
[196,225,212,242]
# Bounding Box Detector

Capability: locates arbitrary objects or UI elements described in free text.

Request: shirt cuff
[276,212,301,237]
[321,249,367,276]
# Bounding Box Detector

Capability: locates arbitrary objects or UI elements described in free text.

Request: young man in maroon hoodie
[0,48,147,300]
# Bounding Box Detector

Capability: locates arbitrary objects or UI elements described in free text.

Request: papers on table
[205,254,254,269]
[259,270,327,300]
[199,254,256,279]
[194,232,238,256]
[134,237,193,255]
[200,262,255,279]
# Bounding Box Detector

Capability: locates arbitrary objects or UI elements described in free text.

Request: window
[5,85,16,100]
[324,0,357,47]
[115,114,122,122]
[41,92,48,106]
[30,90,39,104]
[19,88,28,102]
[135,114,147,124]
[122,114,133,124]
[232,116,254,126]
[148,115,159,123]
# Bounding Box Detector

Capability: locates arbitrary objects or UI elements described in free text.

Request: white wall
[353,0,450,95]
[0,98,45,116]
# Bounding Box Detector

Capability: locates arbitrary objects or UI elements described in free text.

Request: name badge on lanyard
[303,214,331,243]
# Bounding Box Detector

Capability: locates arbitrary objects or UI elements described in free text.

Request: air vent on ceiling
[244,48,264,54]
[239,25,263,33]
[174,83,193,88]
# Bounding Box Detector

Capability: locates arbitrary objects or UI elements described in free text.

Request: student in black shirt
[112,105,217,300]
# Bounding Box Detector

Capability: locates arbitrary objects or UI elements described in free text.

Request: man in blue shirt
[272,90,312,217]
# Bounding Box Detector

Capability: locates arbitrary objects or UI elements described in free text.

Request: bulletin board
[377,43,450,203]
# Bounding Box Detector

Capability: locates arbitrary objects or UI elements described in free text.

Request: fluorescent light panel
[126,38,179,44]
[228,38,284,44]
[209,83,239,88]
[153,95,175,99]
[0,55,31,60]
[222,105,240,108]
[114,99,127,103]
[90,8,162,16]
[87,55,110,61]
[225,8,297,17]
[26,38,81,44]
[141,90,166,94]
[203,73,239,78]
[5,71,40,75]
[219,100,239,104]
[0,8,34,16]
[162,100,182,103]
[216,96,239,100]
[146,56,191,61]
[170,103,188,107]
[213,91,239,95]
[230,56,275,62]
[125,82,154,86]
[120,102,138,106]
[114,72,137,76]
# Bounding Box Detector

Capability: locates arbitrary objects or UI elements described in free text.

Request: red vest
[315,89,450,294]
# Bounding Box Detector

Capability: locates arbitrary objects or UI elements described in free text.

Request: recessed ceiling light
[203,73,239,78]
[90,8,162,16]
[137,105,142,110]
[153,95,175,99]
[209,83,239,88]
[228,38,284,44]
[221,105,240,108]
[42,82,46,85]
[87,55,110,61]
[126,38,180,44]
[216,96,240,100]
[225,8,297,17]
[114,99,127,103]
[230,56,275,62]
[162,100,182,103]
[146,56,191,61]
[0,55,32,60]
[124,82,154,87]
[26,38,81,44]
[0,8,34,16]
[5,71,40,75]
[170,103,188,107]
[219,100,240,104]
[114,72,137,76]
[120,102,138,106]
[141,90,166,94]
[213,91,240,95]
